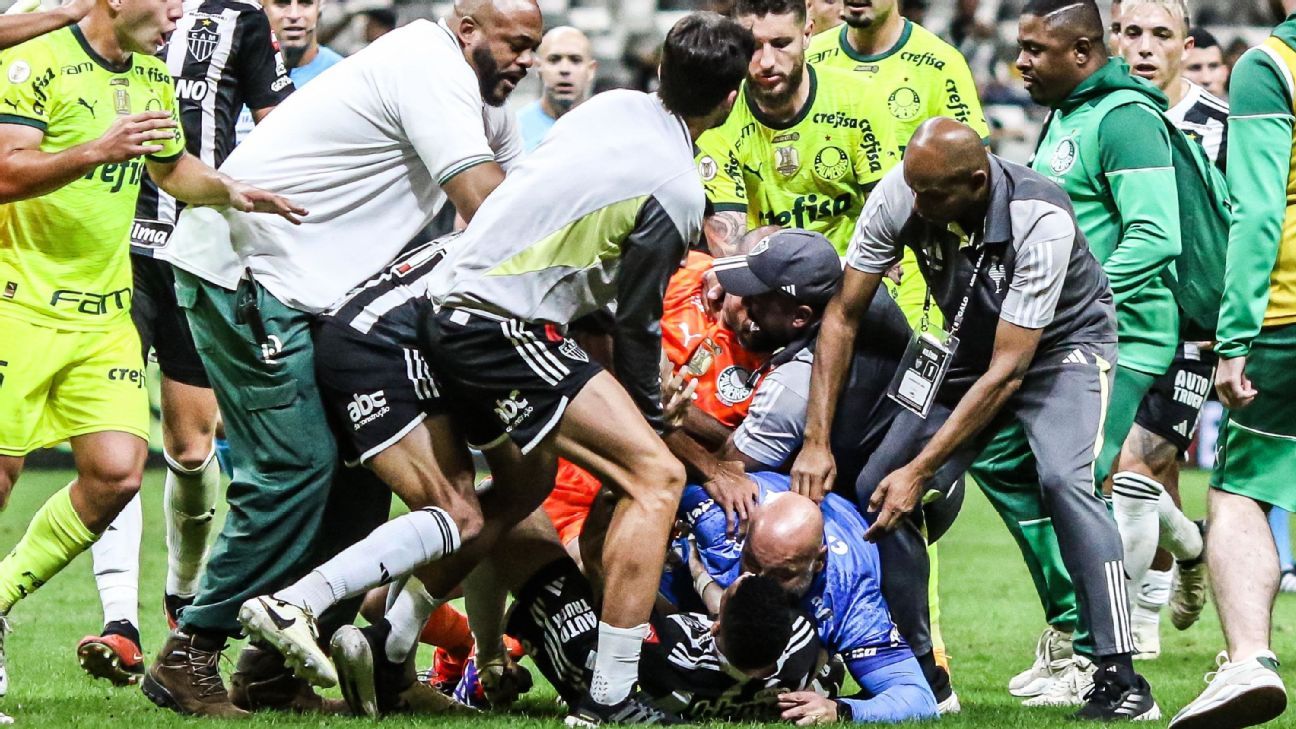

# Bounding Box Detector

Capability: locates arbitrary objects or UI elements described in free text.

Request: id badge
[887,329,958,418]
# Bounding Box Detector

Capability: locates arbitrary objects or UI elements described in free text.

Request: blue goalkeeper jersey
[671,472,911,674]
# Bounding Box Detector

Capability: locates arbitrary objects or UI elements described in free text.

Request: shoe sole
[1171,684,1287,729]
[77,641,143,687]
[331,625,379,719]
[238,600,337,688]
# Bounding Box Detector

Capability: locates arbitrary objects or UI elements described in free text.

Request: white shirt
[1165,79,1228,169]
[165,19,522,312]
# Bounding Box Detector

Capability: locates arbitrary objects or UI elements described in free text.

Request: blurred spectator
[900,0,928,24]
[1185,26,1230,98]
[360,6,395,44]
[1223,35,1251,72]
[518,26,598,151]
[947,0,1002,88]
[622,31,662,93]
[807,0,843,34]
[263,0,343,84]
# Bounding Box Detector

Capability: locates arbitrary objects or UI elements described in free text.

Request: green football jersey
[0,25,184,331]
[696,65,901,255]
[806,19,989,152]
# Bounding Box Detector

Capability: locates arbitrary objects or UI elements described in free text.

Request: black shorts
[313,319,445,466]
[419,308,601,454]
[131,254,210,388]
[1133,343,1218,453]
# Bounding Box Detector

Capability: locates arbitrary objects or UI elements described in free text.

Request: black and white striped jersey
[132,0,292,256]
[638,611,835,721]
[1167,80,1228,173]
[320,234,457,349]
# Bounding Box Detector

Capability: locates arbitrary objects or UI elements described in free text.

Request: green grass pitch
[0,467,1292,726]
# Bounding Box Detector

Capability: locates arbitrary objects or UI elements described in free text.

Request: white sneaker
[1023,655,1095,708]
[1008,626,1074,697]
[237,596,337,688]
[1170,651,1288,729]
[1132,605,1162,661]
[936,691,961,715]
[0,615,10,698]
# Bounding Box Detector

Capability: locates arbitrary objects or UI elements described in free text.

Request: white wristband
[693,572,716,596]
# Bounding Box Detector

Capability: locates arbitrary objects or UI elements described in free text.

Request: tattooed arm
[704,210,748,258]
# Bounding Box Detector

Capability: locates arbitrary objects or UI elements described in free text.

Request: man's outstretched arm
[0,0,91,50]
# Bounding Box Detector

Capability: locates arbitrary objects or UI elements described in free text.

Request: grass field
[1,468,1292,727]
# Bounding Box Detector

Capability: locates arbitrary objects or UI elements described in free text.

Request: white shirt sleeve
[999,199,1075,330]
[484,105,524,172]
[731,361,811,469]
[845,164,913,274]
[393,33,496,185]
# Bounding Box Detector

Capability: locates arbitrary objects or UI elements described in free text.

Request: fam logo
[714,365,754,405]
[813,146,850,181]
[887,86,921,121]
[1049,137,1079,176]
[697,155,717,181]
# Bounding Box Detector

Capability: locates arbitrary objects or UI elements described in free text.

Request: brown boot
[141,631,249,717]
[229,642,348,714]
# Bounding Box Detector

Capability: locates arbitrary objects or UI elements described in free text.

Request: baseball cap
[711,229,843,304]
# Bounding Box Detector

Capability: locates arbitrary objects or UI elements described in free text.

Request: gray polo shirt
[845,155,1116,399]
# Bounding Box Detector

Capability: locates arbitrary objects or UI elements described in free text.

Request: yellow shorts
[0,314,149,456]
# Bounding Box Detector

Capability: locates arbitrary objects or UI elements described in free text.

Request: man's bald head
[741,493,825,597]
[536,26,597,117]
[902,118,991,227]
[450,0,543,106]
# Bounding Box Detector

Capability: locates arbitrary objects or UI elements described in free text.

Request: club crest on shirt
[715,365,754,405]
[775,146,800,177]
[1049,137,1079,176]
[887,86,921,121]
[813,146,850,181]
[188,20,219,63]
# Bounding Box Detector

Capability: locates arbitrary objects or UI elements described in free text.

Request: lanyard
[919,237,989,339]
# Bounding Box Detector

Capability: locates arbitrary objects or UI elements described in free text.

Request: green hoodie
[1033,58,1180,376]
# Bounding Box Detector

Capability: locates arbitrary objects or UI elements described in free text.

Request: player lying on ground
[671,478,939,723]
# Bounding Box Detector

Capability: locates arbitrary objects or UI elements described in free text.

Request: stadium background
[4,0,1294,725]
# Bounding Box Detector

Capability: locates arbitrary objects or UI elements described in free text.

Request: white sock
[1137,568,1173,611]
[91,493,141,628]
[383,577,442,664]
[590,622,648,706]
[1112,472,1163,591]
[163,449,220,598]
[1156,491,1203,562]
[275,508,460,616]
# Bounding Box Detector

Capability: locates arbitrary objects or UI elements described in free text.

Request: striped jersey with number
[131,0,292,257]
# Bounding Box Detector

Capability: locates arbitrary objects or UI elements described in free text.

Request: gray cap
[711,229,843,304]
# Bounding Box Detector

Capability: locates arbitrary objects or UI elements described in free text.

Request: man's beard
[471,45,508,107]
[748,61,805,111]
[282,42,308,69]
[544,88,578,115]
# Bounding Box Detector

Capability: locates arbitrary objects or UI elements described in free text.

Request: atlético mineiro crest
[188,20,219,63]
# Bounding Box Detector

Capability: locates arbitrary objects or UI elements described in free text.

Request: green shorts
[1212,324,1296,511]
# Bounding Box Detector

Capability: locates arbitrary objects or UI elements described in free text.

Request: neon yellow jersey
[0,26,184,331]
[807,20,989,153]
[695,65,901,255]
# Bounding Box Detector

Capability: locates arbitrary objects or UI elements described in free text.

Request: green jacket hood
[1055,57,1168,113]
